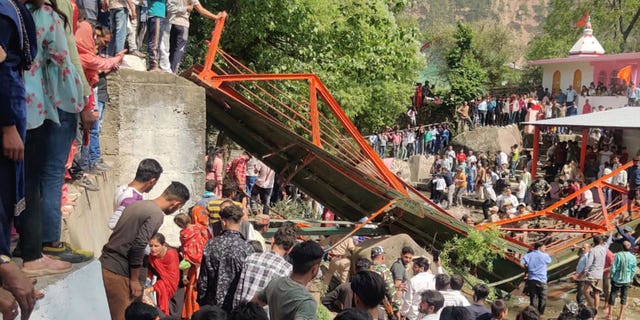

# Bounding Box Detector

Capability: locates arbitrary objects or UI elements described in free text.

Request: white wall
[542,61,594,93]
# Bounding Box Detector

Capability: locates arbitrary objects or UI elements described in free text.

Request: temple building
[528,17,640,113]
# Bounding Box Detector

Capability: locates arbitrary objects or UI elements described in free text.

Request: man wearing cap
[370,246,401,319]
[496,188,518,211]
[254,240,323,320]
[520,242,552,315]
[627,157,640,216]
[250,214,270,252]
[529,174,551,211]
[614,222,636,253]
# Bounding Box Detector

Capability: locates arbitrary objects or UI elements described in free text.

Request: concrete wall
[102,70,207,246]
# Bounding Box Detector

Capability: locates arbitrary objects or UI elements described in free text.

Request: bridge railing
[478,161,637,254]
[195,17,407,195]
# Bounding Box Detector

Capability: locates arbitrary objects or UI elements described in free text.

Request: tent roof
[523,107,640,129]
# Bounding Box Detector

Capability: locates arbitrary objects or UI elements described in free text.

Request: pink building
[528,17,640,112]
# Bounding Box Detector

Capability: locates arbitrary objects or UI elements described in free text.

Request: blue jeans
[82,93,104,169]
[169,24,188,72]
[108,8,128,56]
[378,145,386,158]
[90,95,104,164]
[147,16,165,69]
[246,176,257,195]
[20,111,77,260]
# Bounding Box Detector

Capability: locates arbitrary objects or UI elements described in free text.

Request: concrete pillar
[102,69,206,245]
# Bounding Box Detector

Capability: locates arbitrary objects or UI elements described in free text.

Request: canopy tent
[522,107,640,129]
[522,107,640,176]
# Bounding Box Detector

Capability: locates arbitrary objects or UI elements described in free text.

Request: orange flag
[575,12,589,27]
[618,65,632,84]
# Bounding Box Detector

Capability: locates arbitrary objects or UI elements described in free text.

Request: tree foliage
[439,227,506,274]
[184,0,424,133]
[527,0,640,60]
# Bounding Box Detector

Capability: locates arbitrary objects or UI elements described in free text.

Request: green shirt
[257,276,317,320]
[610,251,637,284]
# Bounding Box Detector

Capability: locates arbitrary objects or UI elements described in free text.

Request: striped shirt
[233,251,292,308]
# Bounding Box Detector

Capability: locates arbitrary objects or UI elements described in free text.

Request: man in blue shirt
[521,242,552,315]
[614,223,636,253]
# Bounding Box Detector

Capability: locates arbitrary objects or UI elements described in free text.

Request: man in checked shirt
[233,225,297,308]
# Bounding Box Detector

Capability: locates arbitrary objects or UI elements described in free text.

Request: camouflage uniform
[530,179,551,211]
[371,262,401,313]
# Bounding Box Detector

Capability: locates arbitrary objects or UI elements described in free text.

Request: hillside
[408,0,550,46]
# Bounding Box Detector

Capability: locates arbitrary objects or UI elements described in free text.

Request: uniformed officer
[530,173,551,211]
[370,246,401,319]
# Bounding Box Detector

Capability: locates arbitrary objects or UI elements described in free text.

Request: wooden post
[580,128,588,172]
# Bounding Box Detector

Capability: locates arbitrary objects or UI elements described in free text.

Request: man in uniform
[322,235,356,291]
[370,246,401,319]
[530,173,551,211]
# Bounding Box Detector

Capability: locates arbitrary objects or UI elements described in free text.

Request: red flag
[575,12,589,27]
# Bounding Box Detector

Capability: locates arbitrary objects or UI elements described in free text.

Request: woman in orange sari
[174,213,208,319]
[146,233,180,317]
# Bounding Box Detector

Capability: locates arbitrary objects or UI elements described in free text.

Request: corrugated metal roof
[523,107,640,129]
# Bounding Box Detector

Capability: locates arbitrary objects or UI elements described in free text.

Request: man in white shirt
[418,290,445,320]
[496,188,519,210]
[436,273,470,307]
[401,257,436,319]
[466,150,477,168]
[250,160,275,215]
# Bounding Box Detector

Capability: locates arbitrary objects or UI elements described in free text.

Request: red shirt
[582,103,591,114]
[226,156,247,188]
[456,152,467,164]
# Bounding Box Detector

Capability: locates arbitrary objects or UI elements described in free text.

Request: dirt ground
[424,191,640,320]
[507,279,640,320]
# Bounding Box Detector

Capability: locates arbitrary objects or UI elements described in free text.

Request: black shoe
[43,242,93,263]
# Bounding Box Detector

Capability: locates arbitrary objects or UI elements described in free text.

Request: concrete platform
[29,260,110,320]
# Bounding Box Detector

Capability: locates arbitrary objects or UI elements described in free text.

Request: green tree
[445,22,487,105]
[527,0,640,60]
[439,227,506,275]
[185,0,424,133]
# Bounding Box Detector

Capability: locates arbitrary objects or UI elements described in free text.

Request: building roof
[569,19,605,56]
[523,107,640,129]
[528,52,640,66]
